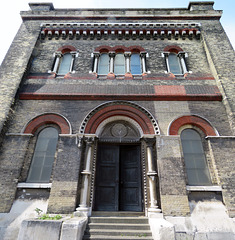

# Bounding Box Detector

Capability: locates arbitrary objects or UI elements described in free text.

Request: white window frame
[93,51,147,76]
[49,51,78,75]
[162,51,188,76]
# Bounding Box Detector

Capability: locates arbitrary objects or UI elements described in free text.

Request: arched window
[97,53,109,75]
[130,53,142,75]
[57,53,73,75]
[168,53,183,75]
[180,129,212,186]
[162,47,188,76]
[27,127,59,183]
[114,53,125,75]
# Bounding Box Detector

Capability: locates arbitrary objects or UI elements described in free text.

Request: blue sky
[0,0,234,64]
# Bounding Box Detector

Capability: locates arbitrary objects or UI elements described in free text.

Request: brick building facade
[0,2,234,240]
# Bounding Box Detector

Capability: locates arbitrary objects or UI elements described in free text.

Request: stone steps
[83,215,153,240]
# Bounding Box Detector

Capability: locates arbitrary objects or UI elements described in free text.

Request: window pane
[131,53,142,74]
[181,129,212,186]
[58,53,72,75]
[98,53,109,75]
[168,53,182,75]
[114,53,125,75]
[27,127,58,183]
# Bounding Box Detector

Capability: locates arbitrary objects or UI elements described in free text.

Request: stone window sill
[186,185,222,192]
[17,183,52,189]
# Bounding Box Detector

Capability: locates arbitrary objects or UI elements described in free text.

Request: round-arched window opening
[180,129,212,186]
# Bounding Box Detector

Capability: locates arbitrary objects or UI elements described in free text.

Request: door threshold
[91,211,145,217]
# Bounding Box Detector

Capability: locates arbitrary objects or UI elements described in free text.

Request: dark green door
[94,144,142,212]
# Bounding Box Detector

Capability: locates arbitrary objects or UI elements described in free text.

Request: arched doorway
[76,101,161,216]
[94,120,143,212]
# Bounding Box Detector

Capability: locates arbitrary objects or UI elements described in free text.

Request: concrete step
[85,229,152,236]
[87,223,151,230]
[88,216,149,224]
[83,235,153,240]
[83,215,153,240]
[92,211,145,217]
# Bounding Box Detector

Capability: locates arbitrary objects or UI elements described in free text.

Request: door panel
[120,145,142,211]
[95,145,119,211]
[95,144,142,212]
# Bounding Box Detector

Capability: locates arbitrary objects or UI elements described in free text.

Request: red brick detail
[124,72,133,80]
[24,113,70,134]
[164,45,184,53]
[57,45,77,54]
[155,85,186,96]
[94,46,112,53]
[94,45,146,53]
[107,72,115,79]
[19,93,222,101]
[169,115,217,136]
[26,74,215,81]
[84,105,155,134]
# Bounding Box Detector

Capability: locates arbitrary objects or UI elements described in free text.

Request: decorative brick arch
[94,45,112,53]
[80,101,159,135]
[23,113,71,134]
[168,115,217,136]
[164,45,184,53]
[94,45,146,53]
[57,45,77,54]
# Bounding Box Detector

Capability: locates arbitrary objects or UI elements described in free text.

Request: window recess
[50,51,77,75]
[180,129,212,186]
[162,51,188,76]
[93,51,147,76]
[27,127,58,183]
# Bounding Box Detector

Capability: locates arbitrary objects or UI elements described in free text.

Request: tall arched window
[180,129,212,186]
[114,53,125,75]
[27,127,59,183]
[97,53,109,75]
[57,53,73,75]
[168,53,183,75]
[130,53,142,75]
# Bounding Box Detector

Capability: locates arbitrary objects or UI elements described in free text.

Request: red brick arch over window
[57,45,77,54]
[23,113,71,134]
[84,105,155,134]
[94,45,146,53]
[164,45,184,53]
[169,115,217,136]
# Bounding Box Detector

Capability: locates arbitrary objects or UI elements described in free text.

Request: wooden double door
[94,144,143,212]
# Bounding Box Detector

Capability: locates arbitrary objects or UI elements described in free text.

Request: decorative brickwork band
[40,23,202,40]
[23,113,71,134]
[19,84,222,101]
[168,115,218,136]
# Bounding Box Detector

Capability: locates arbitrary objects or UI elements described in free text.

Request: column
[52,52,62,73]
[93,52,100,73]
[107,52,115,79]
[124,52,133,79]
[76,136,95,216]
[162,52,170,73]
[109,52,115,73]
[145,138,161,214]
[140,52,147,73]
[124,52,131,73]
[178,52,187,74]
[69,51,77,73]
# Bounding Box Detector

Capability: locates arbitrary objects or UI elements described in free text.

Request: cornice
[40,22,201,40]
